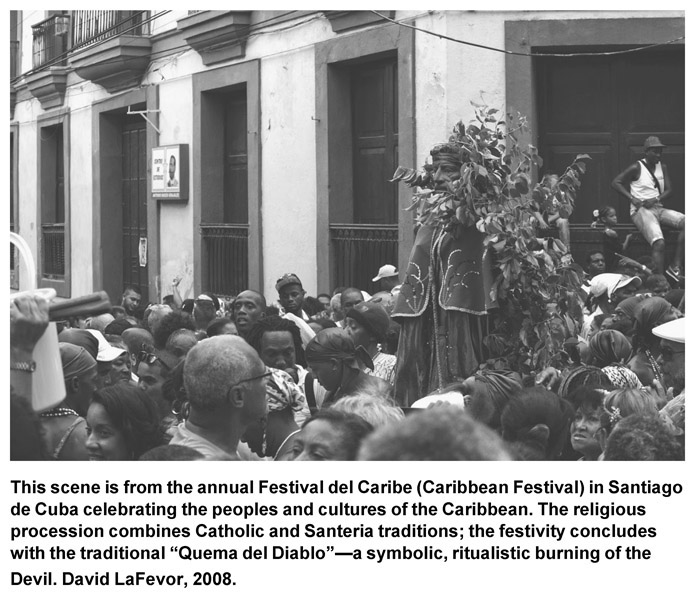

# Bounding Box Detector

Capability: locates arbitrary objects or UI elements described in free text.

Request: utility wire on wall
[370,10,684,58]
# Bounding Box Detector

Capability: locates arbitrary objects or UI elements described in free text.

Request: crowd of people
[10,257,684,462]
[9,135,685,462]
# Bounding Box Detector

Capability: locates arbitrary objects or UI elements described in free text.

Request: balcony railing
[71,11,150,49]
[330,224,398,293]
[32,14,70,69]
[201,224,249,297]
[11,40,19,79]
[41,223,65,279]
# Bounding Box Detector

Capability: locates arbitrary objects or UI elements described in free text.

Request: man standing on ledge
[612,136,684,281]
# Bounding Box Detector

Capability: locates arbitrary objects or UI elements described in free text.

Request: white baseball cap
[85,329,127,362]
[372,264,399,282]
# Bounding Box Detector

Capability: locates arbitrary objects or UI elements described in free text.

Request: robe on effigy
[392,223,497,406]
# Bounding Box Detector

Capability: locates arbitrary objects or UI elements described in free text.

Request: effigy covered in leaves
[391,104,590,405]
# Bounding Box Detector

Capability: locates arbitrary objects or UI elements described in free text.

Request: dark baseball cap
[346,301,391,342]
[276,273,302,293]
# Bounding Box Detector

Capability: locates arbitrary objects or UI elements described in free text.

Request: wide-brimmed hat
[652,318,685,344]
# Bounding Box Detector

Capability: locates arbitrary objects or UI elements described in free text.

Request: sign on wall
[152,144,189,200]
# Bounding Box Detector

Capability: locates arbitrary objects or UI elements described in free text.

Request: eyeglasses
[226,368,272,401]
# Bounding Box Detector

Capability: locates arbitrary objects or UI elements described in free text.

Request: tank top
[630,160,664,214]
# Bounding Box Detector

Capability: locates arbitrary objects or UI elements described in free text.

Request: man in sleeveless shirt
[612,136,684,281]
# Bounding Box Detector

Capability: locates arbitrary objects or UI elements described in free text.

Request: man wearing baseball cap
[344,301,397,385]
[275,274,316,348]
[372,264,400,293]
[276,273,309,321]
[612,135,685,281]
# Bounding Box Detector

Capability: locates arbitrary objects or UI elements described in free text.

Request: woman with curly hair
[604,413,683,461]
[599,388,659,440]
[85,382,164,460]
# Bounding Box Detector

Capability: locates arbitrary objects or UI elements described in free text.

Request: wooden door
[536,46,684,225]
[223,89,249,224]
[351,58,398,225]
[121,116,148,302]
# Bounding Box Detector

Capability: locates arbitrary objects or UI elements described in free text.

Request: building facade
[9,10,685,305]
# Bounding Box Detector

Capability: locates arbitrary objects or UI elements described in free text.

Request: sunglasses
[135,350,176,372]
[136,351,158,366]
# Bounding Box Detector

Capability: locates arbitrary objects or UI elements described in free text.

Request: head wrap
[633,297,674,334]
[473,370,522,416]
[664,289,685,309]
[556,365,610,399]
[601,365,642,389]
[60,342,97,379]
[305,328,374,371]
[615,296,645,319]
[266,368,305,415]
[430,142,463,165]
[588,330,632,367]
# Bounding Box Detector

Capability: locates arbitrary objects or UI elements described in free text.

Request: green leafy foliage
[392,105,591,374]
